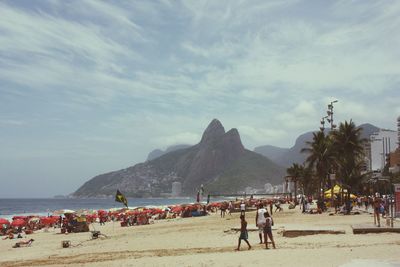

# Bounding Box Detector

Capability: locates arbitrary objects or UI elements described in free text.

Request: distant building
[398,116,400,147]
[245,187,253,195]
[264,183,273,193]
[389,147,400,173]
[171,182,182,197]
[370,129,397,171]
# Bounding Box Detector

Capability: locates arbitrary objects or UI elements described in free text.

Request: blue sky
[1,0,399,198]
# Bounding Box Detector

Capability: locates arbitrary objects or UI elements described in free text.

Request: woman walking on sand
[263,212,276,249]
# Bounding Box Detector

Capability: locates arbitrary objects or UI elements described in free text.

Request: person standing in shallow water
[236,215,251,251]
[263,212,276,249]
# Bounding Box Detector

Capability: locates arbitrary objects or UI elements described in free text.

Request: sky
[1,0,400,198]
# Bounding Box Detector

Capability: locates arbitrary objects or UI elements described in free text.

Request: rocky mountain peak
[200,119,225,144]
[223,128,245,151]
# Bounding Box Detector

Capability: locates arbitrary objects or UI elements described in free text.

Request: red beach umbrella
[171,206,183,213]
[11,219,26,227]
[0,218,10,225]
[12,216,28,220]
[40,217,54,225]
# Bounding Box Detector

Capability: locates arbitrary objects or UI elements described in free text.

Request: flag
[115,190,128,208]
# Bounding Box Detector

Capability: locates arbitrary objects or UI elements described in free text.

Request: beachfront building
[398,116,400,146]
[389,149,400,173]
[171,182,182,197]
[370,129,398,171]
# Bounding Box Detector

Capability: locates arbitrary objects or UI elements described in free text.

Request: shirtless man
[236,215,251,251]
[256,204,267,244]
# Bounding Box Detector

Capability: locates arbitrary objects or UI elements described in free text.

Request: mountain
[73,119,286,197]
[253,145,288,163]
[254,123,381,168]
[147,144,191,161]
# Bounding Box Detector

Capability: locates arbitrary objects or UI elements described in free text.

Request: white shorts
[258,225,264,234]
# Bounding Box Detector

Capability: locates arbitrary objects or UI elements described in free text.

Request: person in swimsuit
[236,215,251,251]
[263,212,276,249]
[373,193,382,227]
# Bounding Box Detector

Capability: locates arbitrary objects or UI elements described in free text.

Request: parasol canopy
[324,185,348,195]
[325,192,357,199]
[40,217,58,225]
[0,218,10,225]
[11,219,26,227]
[53,209,75,215]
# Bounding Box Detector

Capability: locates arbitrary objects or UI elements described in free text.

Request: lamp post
[327,100,338,131]
[327,100,338,209]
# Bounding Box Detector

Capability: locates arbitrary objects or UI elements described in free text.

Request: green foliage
[331,120,366,193]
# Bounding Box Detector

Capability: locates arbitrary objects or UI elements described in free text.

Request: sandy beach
[1,206,400,267]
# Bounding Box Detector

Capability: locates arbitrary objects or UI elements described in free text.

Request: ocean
[0,197,199,220]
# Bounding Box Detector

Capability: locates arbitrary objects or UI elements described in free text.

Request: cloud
[0,0,399,197]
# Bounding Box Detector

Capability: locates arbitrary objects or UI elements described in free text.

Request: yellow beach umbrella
[324,185,348,195]
[325,192,357,199]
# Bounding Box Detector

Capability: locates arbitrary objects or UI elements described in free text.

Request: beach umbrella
[28,217,40,223]
[11,219,26,227]
[53,209,75,215]
[40,217,55,225]
[12,216,28,220]
[0,218,10,225]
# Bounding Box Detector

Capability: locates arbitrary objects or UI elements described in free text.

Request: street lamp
[327,100,338,208]
[327,100,338,130]
[320,116,328,132]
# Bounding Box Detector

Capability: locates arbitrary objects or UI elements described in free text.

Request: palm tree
[299,165,316,196]
[286,163,303,203]
[301,131,333,200]
[331,120,366,213]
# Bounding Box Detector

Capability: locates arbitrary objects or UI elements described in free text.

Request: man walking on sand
[236,215,251,251]
[256,204,267,244]
[240,201,246,216]
[373,193,382,227]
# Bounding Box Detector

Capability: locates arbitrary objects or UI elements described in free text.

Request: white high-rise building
[370,129,398,170]
[171,182,182,197]
[264,183,273,193]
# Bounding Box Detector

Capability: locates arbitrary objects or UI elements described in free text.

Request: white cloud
[0,0,399,197]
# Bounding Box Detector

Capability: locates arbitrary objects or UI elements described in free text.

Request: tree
[301,131,333,200]
[286,163,303,203]
[331,120,366,214]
